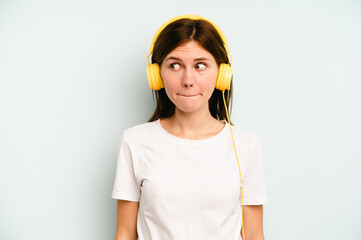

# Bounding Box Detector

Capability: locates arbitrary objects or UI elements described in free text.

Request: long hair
[148,18,233,122]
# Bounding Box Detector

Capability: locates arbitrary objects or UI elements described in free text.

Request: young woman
[112,15,268,240]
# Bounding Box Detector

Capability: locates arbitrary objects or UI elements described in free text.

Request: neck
[160,107,225,140]
[174,107,214,129]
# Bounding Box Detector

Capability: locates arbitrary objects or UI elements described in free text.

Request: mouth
[178,94,200,97]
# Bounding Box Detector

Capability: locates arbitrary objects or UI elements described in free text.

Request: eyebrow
[164,56,211,62]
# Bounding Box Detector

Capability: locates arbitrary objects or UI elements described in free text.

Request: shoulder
[230,125,260,142]
[121,121,159,145]
[228,124,262,152]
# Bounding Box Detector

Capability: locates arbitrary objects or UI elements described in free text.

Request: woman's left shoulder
[230,124,260,143]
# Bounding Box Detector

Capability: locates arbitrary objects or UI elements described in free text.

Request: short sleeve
[242,136,268,205]
[111,133,140,202]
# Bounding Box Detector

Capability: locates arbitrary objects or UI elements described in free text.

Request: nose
[182,69,194,88]
[184,82,193,87]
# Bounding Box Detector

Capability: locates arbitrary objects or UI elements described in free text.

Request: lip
[178,94,199,97]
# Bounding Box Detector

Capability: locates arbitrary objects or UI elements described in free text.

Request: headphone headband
[148,14,230,54]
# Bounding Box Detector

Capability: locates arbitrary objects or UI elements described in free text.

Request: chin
[175,103,207,114]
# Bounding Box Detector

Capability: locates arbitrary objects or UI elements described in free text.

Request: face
[160,40,219,115]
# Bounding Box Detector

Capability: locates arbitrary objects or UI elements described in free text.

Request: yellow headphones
[146,14,233,91]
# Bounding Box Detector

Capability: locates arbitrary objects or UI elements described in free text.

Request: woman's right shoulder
[121,120,159,144]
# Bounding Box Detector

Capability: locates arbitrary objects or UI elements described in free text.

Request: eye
[195,63,206,70]
[170,63,181,71]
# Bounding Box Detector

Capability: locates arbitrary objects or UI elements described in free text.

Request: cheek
[161,73,175,91]
[160,70,178,99]
[205,69,218,89]
[160,68,170,88]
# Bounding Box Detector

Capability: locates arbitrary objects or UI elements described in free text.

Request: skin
[115,200,138,240]
[114,40,264,240]
[159,40,224,139]
[242,205,265,240]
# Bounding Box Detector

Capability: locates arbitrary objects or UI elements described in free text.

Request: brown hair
[148,18,233,122]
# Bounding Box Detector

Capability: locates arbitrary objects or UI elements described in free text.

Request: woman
[112,15,268,240]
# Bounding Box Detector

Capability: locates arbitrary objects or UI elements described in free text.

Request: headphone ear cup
[146,63,164,90]
[216,63,233,91]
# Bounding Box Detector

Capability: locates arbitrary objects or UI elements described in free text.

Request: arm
[241,205,264,240]
[114,200,139,240]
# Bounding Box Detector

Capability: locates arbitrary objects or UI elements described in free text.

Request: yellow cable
[222,91,245,240]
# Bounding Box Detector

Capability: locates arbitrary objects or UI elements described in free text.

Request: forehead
[166,41,214,59]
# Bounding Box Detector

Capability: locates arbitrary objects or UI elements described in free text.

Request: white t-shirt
[112,119,268,240]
